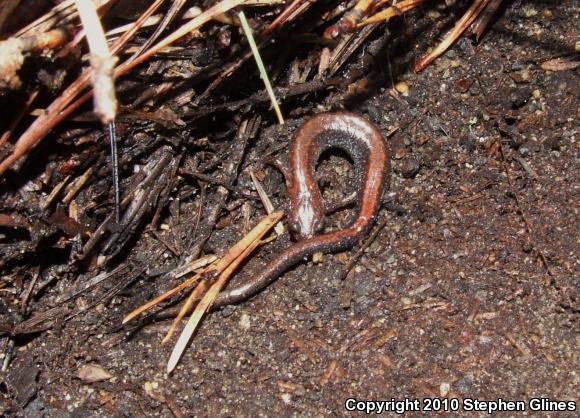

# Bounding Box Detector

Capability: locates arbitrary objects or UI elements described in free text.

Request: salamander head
[288,193,325,240]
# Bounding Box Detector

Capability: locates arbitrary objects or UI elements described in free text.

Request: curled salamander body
[215,112,390,306]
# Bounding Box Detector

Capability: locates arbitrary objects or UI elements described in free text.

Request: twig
[185,77,342,119]
[498,142,552,276]
[0,89,39,149]
[250,168,284,235]
[261,0,312,37]
[128,0,185,62]
[75,0,118,123]
[359,0,425,26]
[513,155,538,179]
[178,169,260,201]
[340,218,388,280]
[0,0,247,176]
[108,121,120,223]
[62,166,94,204]
[249,169,275,214]
[415,0,492,72]
[468,0,504,41]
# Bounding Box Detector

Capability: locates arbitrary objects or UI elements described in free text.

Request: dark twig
[498,142,553,276]
[178,169,259,201]
[108,121,121,223]
[340,218,388,280]
[186,78,343,119]
[128,0,185,62]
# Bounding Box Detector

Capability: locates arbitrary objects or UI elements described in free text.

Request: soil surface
[1,1,578,417]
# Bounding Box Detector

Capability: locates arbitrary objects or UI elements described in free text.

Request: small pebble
[527,101,541,112]
[312,252,324,263]
[416,135,430,145]
[427,10,441,19]
[511,88,531,108]
[440,382,451,397]
[460,134,477,152]
[510,69,532,83]
[395,81,409,96]
[523,6,538,17]
[543,135,560,151]
[239,313,251,330]
[457,375,474,394]
[393,147,407,159]
[400,158,421,179]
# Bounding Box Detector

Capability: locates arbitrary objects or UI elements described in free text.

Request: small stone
[400,158,421,179]
[469,83,481,96]
[455,78,473,93]
[511,88,531,108]
[523,6,538,17]
[543,135,560,151]
[510,69,532,83]
[239,313,251,330]
[527,101,540,112]
[78,364,113,384]
[457,375,474,394]
[460,133,477,152]
[401,297,412,305]
[523,140,540,153]
[295,385,306,396]
[395,81,409,96]
[393,147,407,159]
[478,335,492,344]
[417,135,430,145]
[427,10,441,19]
[440,382,451,397]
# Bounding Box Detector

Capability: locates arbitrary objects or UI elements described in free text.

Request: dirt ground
[1,1,578,417]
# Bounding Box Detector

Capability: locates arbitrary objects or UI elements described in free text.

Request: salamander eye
[288,217,302,238]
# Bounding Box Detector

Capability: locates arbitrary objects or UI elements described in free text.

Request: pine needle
[122,255,218,324]
[166,211,283,373]
[238,11,284,125]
